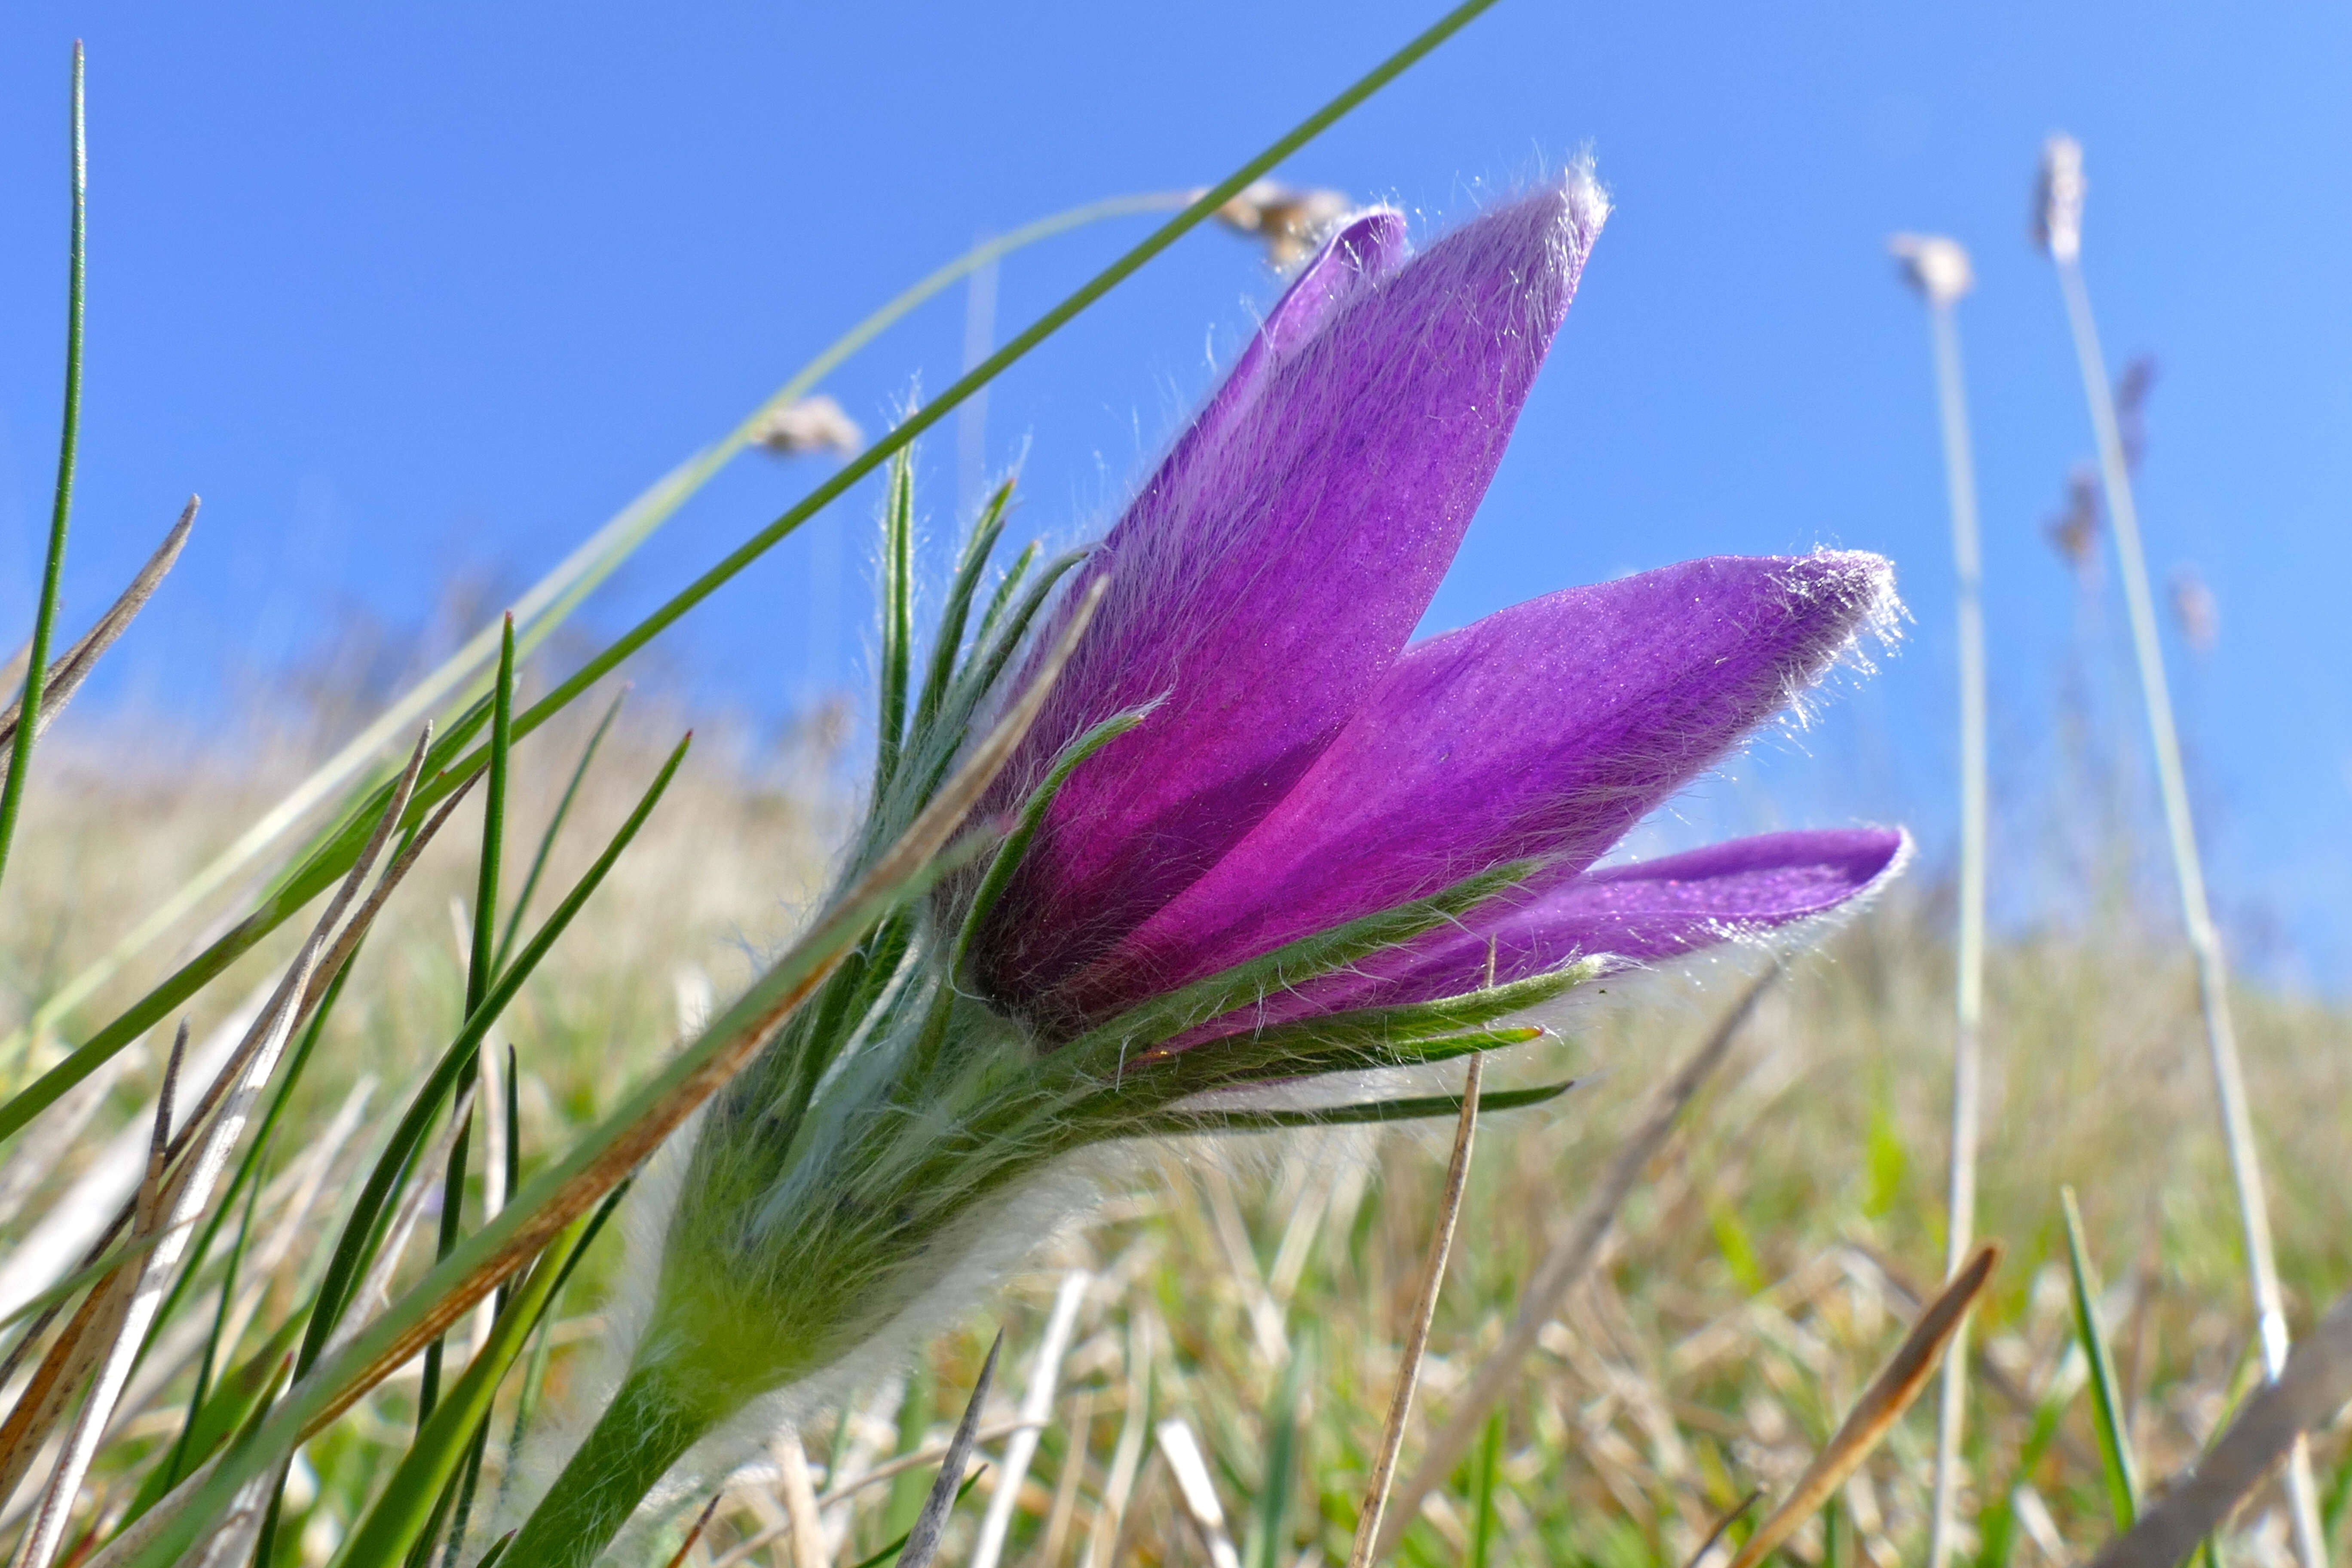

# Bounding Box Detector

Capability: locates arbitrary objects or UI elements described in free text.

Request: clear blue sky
[1,3,2347,983]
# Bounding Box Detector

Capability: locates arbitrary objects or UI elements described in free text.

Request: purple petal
[1057,552,1896,1019]
[1176,827,1909,1047]
[974,177,1609,1022]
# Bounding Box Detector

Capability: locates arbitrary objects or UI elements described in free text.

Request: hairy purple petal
[1060,552,1896,1020]
[973,177,1609,1023]
[1179,827,1908,1047]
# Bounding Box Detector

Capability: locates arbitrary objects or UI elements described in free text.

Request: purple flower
[971,173,1904,1042]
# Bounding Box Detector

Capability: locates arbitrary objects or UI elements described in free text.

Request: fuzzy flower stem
[502,1363,718,1568]
[2046,188,2326,1568]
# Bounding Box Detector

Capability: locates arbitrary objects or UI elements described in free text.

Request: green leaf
[972,540,1039,651]
[947,707,1150,986]
[1055,861,1540,1071]
[874,445,918,802]
[2063,1185,2141,1530]
[913,478,1016,742]
[1124,1078,1573,1136]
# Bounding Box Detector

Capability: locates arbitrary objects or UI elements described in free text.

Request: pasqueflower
[505,169,1902,1566]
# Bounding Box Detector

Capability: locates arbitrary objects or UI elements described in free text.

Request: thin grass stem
[0,43,87,902]
[2041,142,2324,1568]
[1348,1052,1482,1567]
[1897,242,1989,1568]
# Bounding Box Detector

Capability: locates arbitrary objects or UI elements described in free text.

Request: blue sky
[0,2,2347,983]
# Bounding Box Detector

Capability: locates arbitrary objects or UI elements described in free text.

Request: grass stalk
[1347,1051,1482,1567]
[0,43,87,903]
[2039,135,2325,1568]
[1896,234,1988,1568]
[1379,971,1772,1555]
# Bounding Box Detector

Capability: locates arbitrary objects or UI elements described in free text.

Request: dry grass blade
[775,1431,826,1568]
[158,725,432,1173]
[660,1491,726,1568]
[1156,1418,1241,1568]
[900,1328,1005,1568]
[969,1268,1090,1568]
[1348,1051,1483,1568]
[1379,971,1773,1556]
[1724,1242,2000,1568]
[0,733,429,1556]
[11,941,318,1568]
[320,1084,478,1363]
[1684,1486,1764,1568]
[2089,1288,2352,1568]
[0,497,195,766]
[0,730,433,1402]
[119,581,1111,1568]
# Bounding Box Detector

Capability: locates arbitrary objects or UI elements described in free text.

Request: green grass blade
[419,618,516,1431]
[2064,1185,2142,1530]
[469,616,516,1015]
[295,738,688,1381]
[1469,1409,1503,1568]
[1975,1347,2083,1568]
[1250,1339,1309,1568]
[492,690,624,978]
[331,1207,599,1568]
[0,43,87,899]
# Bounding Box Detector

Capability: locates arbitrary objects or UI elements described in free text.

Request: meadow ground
[0,695,2343,1568]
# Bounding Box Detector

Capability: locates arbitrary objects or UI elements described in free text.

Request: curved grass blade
[2065,1185,2143,1529]
[913,478,1016,739]
[874,446,917,802]
[1724,1244,2000,1568]
[0,41,86,901]
[0,190,1196,1075]
[417,618,516,1436]
[4,0,1509,1136]
[0,498,196,787]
